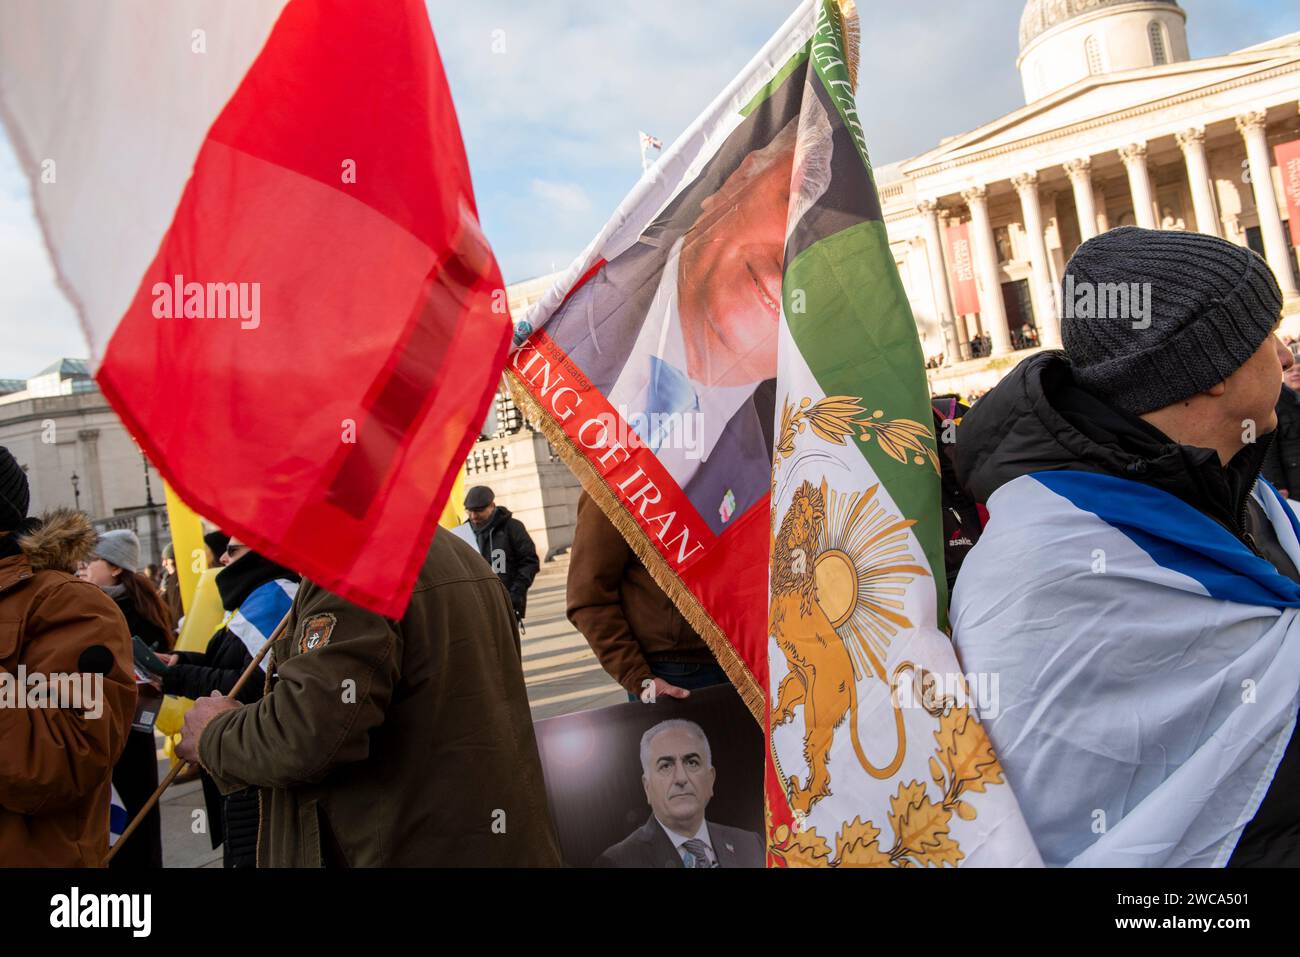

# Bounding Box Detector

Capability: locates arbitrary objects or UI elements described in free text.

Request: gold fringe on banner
[506,370,766,723]
[506,0,862,729]
[836,0,860,88]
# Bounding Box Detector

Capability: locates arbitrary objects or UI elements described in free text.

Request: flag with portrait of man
[510,0,1039,866]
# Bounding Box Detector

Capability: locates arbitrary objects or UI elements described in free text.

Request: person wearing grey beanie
[1061,226,1285,417]
[80,527,174,870]
[949,226,1300,867]
[91,529,141,575]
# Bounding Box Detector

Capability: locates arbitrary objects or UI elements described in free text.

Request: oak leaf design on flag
[769,821,833,868]
[767,703,1007,867]
[933,701,1007,806]
[888,779,958,867]
[833,816,892,866]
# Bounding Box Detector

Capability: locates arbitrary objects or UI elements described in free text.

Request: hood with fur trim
[0,509,99,574]
[0,506,139,869]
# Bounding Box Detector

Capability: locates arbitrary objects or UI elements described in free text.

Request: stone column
[77,429,105,519]
[1094,182,1111,233]
[916,199,967,361]
[960,185,1012,356]
[1237,110,1298,297]
[1175,126,1220,237]
[1063,157,1099,243]
[1011,171,1061,348]
[1119,142,1157,229]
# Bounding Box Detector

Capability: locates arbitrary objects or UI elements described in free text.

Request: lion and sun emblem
[766,395,1009,867]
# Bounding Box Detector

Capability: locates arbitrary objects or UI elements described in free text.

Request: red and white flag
[0,0,510,616]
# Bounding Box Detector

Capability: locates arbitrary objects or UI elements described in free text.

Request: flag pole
[105,609,291,864]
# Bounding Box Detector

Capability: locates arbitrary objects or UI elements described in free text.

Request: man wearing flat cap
[464,485,539,626]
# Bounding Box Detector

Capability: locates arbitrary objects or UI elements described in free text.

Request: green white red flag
[511,0,1040,865]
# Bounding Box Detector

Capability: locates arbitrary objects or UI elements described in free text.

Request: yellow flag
[163,481,208,614]
[156,566,226,757]
[158,481,217,763]
[439,467,466,529]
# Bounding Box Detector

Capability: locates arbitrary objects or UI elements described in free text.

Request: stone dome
[1019,0,1180,52]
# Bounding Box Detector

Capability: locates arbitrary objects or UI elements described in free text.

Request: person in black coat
[932,396,984,594]
[156,543,298,868]
[464,485,540,620]
[80,529,174,870]
[1262,379,1300,497]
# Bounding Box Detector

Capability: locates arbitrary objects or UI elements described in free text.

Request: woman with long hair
[79,529,173,869]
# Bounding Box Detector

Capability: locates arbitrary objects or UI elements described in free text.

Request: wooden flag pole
[105,611,290,864]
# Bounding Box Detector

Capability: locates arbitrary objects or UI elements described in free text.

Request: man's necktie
[642,355,699,452]
[682,838,716,868]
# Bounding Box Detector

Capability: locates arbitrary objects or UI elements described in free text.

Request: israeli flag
[227,579,298,671]
[952,470,1300,867]
[109,784,128,847]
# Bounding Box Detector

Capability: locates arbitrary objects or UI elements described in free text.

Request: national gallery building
[878,0,1300,391]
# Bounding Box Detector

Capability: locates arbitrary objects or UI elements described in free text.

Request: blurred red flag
[1,0,510,616]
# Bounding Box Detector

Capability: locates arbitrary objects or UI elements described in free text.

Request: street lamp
[141,449,155,507]
[140,449,160,565]
[70,472,80,511]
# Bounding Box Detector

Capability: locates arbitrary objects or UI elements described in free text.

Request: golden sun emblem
[812,484,930,683]
[770,478,930,816]
[767,392,1013,867]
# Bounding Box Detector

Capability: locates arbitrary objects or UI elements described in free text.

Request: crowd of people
[0,471,555,869]
[929,324,1040,368]
[2,226,1298,868]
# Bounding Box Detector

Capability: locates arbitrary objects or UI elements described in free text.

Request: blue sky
[1,0,1296,378]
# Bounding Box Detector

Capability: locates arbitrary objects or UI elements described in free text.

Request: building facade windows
[1149,21,1167,65]
[1085,35,1103,75]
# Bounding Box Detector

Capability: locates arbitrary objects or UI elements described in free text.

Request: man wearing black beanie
[948,227,1300,868]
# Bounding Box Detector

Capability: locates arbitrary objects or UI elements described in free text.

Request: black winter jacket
[933,403,982,592]
[108,589,169,870]
[954,351,1300,867]
[472,506,540,617]
[161,551,297,868]
[1262,385,1300,496]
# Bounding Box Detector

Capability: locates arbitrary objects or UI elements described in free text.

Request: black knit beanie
[0,446,30,532]
[1061,226,1283,415]
[204,530,231,560]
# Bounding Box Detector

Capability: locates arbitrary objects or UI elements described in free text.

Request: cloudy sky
[1,0,1295,378]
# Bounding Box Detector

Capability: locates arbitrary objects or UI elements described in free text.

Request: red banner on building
[1276,139,1300,248]
[945,222,980,316]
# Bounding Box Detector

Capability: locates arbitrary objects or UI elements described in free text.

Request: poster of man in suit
[533,684,764,867]
[593,717,764,868]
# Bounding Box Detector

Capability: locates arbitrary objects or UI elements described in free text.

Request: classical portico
[880,0,1300,376]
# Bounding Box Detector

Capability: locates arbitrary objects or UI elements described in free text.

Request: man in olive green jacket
[178,529,560,867]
